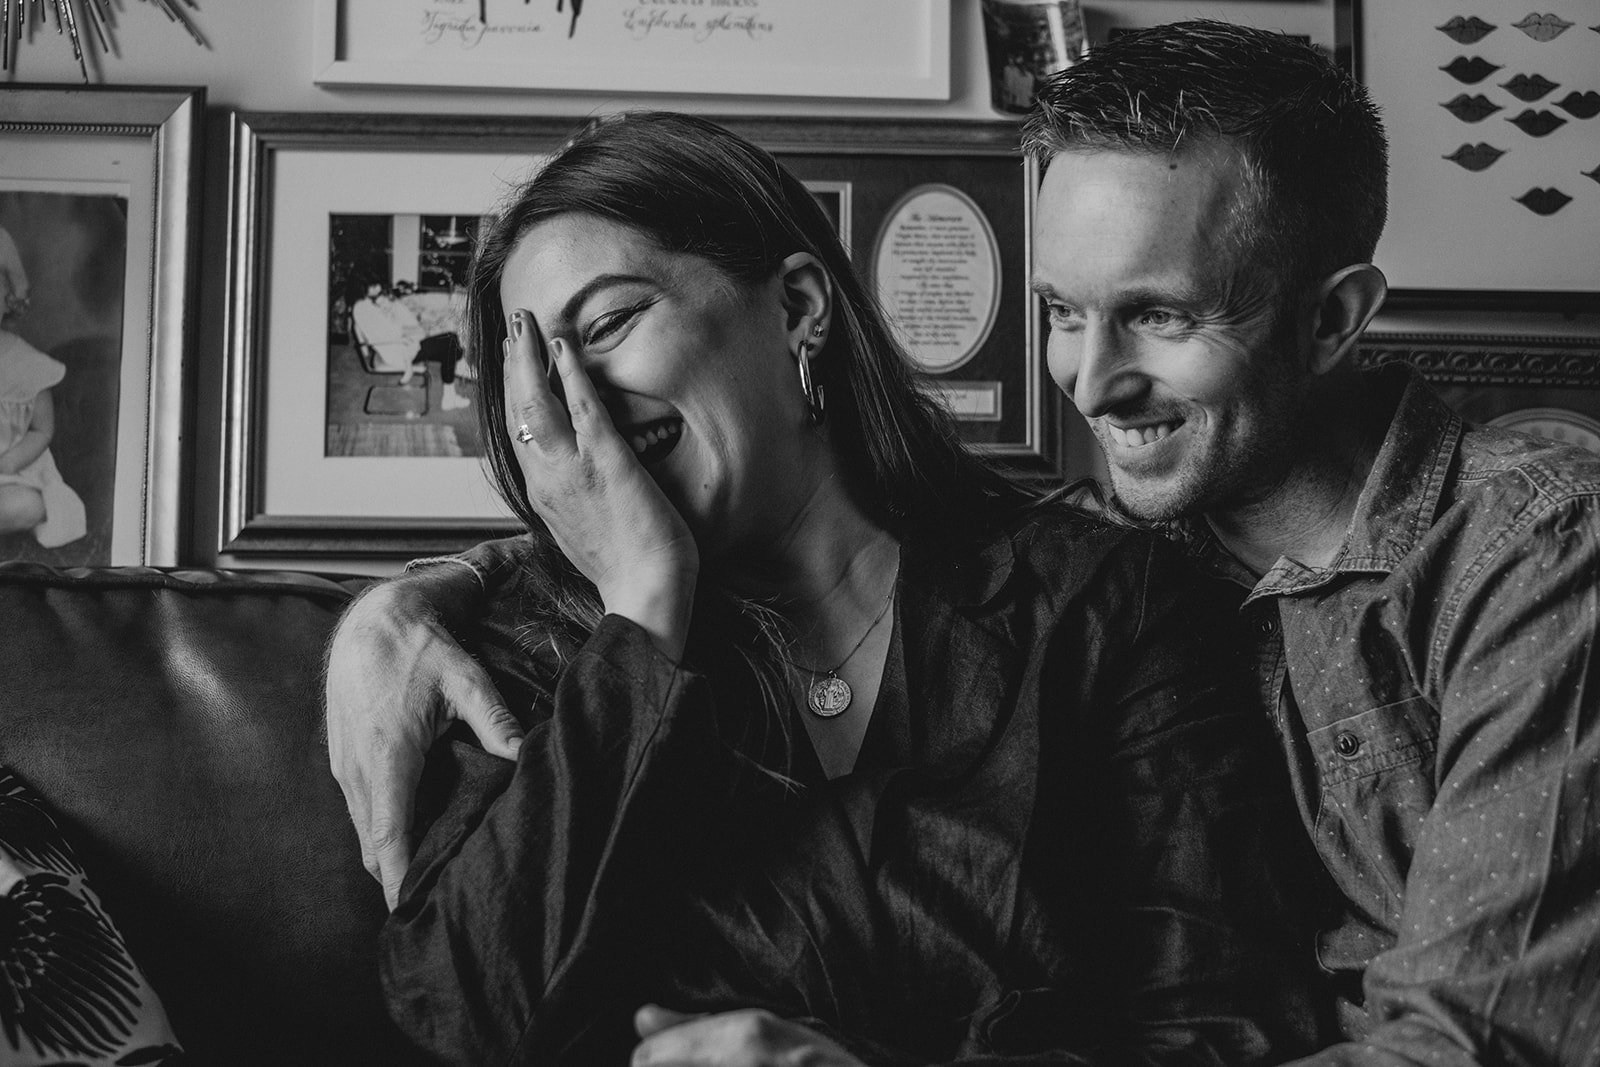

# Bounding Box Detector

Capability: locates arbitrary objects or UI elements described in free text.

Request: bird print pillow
[0,769,184,1066]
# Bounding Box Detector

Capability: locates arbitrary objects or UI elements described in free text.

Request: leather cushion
[0,562,427,1066]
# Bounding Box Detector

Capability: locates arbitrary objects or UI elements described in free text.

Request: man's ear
[777,252,833,354]
[1306,263,1387,376]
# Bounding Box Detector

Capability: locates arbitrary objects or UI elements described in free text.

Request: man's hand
[631,1005,866,1067]
[325,568,524,910]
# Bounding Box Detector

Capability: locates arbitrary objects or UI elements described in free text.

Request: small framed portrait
[0,86,202,566]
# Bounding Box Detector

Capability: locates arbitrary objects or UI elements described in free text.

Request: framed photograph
[222,113,1054,557]
[0,86,202,566]
[312,0,951,100]
[1349,0,1600,310]
[1358,329,1600,455]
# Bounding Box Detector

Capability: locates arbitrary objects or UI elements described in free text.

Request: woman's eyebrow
[557,272,654,325]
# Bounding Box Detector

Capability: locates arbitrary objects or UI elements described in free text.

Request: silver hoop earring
[796,341,826,426]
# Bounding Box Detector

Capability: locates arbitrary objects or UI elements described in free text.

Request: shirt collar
[1331,365,1461,574]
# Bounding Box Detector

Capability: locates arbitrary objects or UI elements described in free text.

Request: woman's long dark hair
[467,112,1034,690]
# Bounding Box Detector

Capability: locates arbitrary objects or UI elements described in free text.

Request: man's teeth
[629,422,681,455]
[1108,421,1179,447]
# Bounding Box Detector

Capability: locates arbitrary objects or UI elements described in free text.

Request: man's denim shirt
[1160,369,1600,1065]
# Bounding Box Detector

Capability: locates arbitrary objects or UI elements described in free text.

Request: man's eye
[1044,303,1081,329]
[1138,308,1184,328]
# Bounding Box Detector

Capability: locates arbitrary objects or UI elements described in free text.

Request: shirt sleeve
[1288,493,1600,1066]
[404,535,541,592]
[925,535,1332,1067]
[380,614,740,1066]
[1064,537,1332,1066]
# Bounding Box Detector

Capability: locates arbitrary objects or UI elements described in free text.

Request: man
[326,22,1600,1065]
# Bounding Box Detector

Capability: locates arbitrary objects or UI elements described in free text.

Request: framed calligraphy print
[313,0,951,100]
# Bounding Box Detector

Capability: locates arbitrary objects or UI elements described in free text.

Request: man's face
[1032,145,1309,521]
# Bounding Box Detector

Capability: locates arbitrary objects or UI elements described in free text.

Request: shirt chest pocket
[1307,696,1439,789]
[1306,697,1439,908]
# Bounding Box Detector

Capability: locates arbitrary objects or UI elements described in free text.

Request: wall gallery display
[312,0,951,100]
[0,86,201,566]
[1354,1,1600,308]
[221,113,1054,557]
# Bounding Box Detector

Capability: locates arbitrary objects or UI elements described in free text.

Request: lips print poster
[1359,3,1598,300]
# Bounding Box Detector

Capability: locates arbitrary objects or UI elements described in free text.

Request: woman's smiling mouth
[626,417,684,465]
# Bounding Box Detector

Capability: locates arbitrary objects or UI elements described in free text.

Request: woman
[346,112,1328,1065]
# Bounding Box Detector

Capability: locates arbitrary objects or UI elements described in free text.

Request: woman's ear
[777,252,833,355]
[1306,263,1387,376]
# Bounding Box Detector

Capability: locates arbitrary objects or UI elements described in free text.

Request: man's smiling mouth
[1105,419,1183,448]
[625,417,684,465]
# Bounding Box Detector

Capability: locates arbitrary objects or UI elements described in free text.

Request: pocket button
[1335,731,1362,758]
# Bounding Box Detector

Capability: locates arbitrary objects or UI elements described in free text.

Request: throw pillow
[0,768,184,1065]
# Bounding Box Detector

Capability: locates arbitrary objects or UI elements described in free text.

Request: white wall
[9,0,1596,572]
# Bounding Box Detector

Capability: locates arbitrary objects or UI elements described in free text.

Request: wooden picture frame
[312,0,951,101]
[1358,329,1600,455]
[221,113,1056,558]
[0,85,202,566]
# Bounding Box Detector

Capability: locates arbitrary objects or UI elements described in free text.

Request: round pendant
[807,673,853,718]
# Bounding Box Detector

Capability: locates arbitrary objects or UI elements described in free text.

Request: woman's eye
[583,302,648,346]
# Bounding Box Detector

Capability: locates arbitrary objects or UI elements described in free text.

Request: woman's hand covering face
[501,308,700,661]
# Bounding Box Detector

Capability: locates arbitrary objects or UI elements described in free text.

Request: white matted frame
[312,0,951,100]
[0,86,202,566]
[222,112,563,558]
[1349,0,1600,311]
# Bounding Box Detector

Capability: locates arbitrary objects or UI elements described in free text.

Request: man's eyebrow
[1027,279,1212,307]
[554,272,654,326]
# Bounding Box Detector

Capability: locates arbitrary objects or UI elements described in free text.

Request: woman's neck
[720,497,900,650]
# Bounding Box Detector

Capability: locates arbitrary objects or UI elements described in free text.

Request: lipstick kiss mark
[1441,56,1501,84]
[1502,73,1559,101]
[1555,91,1600,119]
[1515,187,1572,215]
[1584,166,1600,186]
[1512,13,1573,41]
[1438,16,1497,44]
[1508,108,1567,136]
[1443,143,1507,171]
[1442,94,1502,122]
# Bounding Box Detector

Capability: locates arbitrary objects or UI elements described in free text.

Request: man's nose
[1062,322,1147,419]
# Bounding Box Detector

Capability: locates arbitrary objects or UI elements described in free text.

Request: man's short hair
[1023,20,1388,292]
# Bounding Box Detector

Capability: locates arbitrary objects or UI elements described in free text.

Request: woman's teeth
[1108,421,1180,448]
[629,420,683,462]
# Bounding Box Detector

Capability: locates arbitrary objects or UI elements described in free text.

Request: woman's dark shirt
[381,503,1332,1065]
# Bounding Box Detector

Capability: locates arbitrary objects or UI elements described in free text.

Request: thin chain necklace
[794,580,897,719]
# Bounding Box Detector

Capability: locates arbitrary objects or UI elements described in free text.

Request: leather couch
[0,560,431,1066]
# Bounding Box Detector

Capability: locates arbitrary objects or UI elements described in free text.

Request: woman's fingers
[546,334,618,447]
[501,308,570,453]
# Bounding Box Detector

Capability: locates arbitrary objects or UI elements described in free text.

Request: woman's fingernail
[512,312,524,339]
[501,337,510,360]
